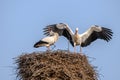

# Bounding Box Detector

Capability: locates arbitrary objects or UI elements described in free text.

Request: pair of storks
[34,23,113,53]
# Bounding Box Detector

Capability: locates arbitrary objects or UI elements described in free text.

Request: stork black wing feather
[43,24,64,36]
[81,27,113,47]
[62,29,74,47]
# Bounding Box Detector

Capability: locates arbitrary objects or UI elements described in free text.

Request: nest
[15,50,98,80]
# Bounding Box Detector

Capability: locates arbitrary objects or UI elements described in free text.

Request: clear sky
[0,0,120,80]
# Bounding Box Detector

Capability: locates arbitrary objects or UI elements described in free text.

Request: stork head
[75,27,79,34]
[76,27,78,31]
[75,27,79,32]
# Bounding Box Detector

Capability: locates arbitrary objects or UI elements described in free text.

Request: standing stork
[43,23,113,53]
[34,29,59,50]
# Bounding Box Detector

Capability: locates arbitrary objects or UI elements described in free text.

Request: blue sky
[0,0,120,80]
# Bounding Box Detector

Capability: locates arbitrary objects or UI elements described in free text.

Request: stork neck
[75,31,78,35]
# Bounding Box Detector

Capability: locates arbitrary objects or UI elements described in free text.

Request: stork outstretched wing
[81,25,113,47]
[43,23,74,47]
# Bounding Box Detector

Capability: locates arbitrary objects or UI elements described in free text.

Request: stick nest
[15,50,98,80]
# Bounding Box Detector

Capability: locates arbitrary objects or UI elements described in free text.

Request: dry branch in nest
[15,50,98,80]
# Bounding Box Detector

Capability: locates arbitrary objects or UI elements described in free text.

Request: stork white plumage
[34,29,59,50]
[43,23,113,53]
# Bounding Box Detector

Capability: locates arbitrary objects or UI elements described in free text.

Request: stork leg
[74,43,76,53]
[80,46,82,53]
[68,40,69,52]
[80,46,84,56]
[52,44,56,50]
[74,46,76,53]
[46,46,50,51]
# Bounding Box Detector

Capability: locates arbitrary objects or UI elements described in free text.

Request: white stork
[34,29,59,50]
[43,23,74,50]
[43,23,113,53]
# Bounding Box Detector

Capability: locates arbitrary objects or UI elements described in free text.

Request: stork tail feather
[34,41,48,48]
